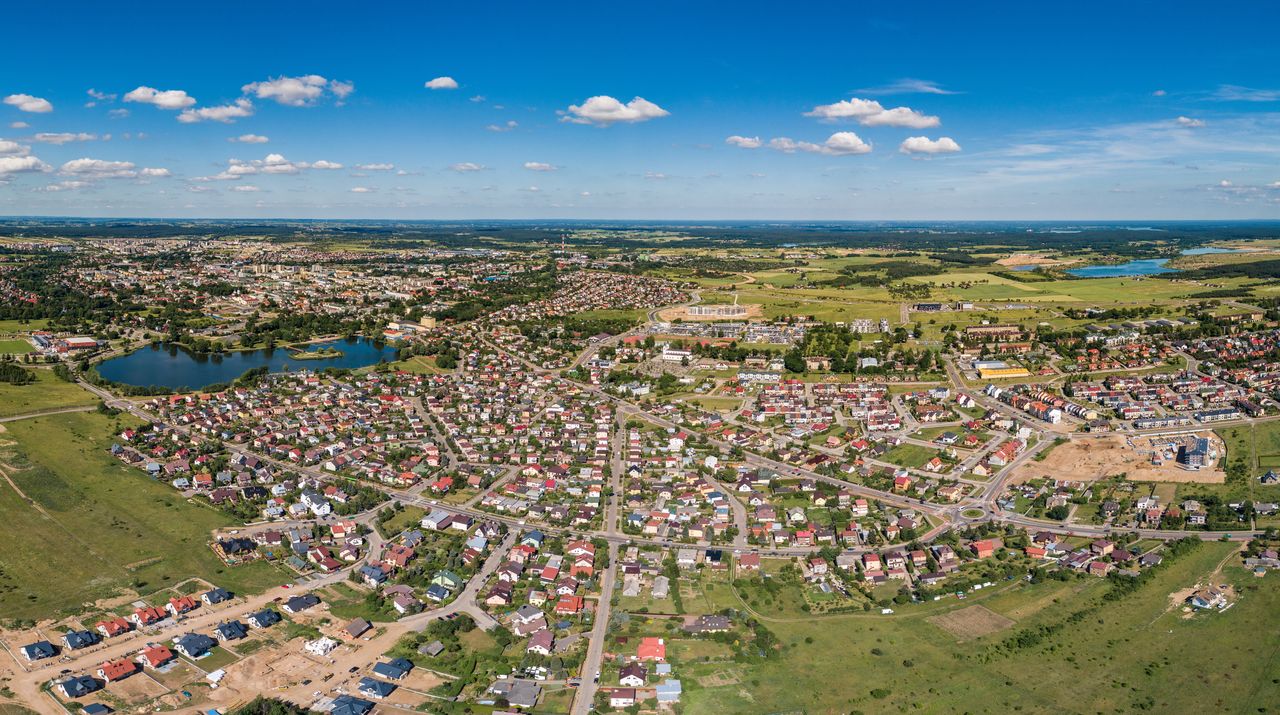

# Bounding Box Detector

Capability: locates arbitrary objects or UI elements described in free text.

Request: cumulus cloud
[10,121,29,129]
[1152,89,1168,97]
[194,153,340,181]
[107,108,129,119]
[561,95,669,125]
[1175,116,1205,128]
[305,159,343,170]
[725,135,763,149]
[230,133,269,144]
[124,86,196,109]
[805,97,939,128]
[4,94,53,113]
[0,155,50,176]
[899,136,962,154]
[350,186,375,193]
[178,99,254,123]
[768,132,871,156]
[425,76,458,90]
[487,120,518,132]
[140,167,171,177]
[231,184,260,192]
[241,75,352,106]
[60,158,137,178]
[524,161,556,172]
[33,132,97,145]
[355,163,394,171]
[450,162,485,172]
[0,139,31,156]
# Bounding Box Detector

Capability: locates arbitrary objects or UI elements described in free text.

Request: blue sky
[2,0,1279,220]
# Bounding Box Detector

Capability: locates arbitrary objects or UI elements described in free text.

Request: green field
[0,339,34,354]
[0,412,286,621]
[0,369,98,418]
[683,542,1280,714]
[882,442,938,469]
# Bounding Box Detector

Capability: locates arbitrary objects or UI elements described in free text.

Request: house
[970,539,999,559]
[19,641,56,662]
[637,636,666,661]
[329,695,375,715]
[554,594,585,615]
[527,629,555,656]
[357,677,397,699]
[619,662,648,687]
[166,595,199,617]
[488,679,541,709]
[172,632,216,658]
[214,620,248,642]
[683,614,732,634]
[360,564,388,587]
[656,678,683,703]
[608,687,638,708]
[1190,586,1227,610]
[96,658,138,683]
[131,606,166,627]
[56,675,101,699]
[248,609,281,629]
[372,658,414,680]
[62,630,99,651]
[344,618,372,639]
[201,587,232,605]
[419,640,446,657]
[95,617,132,639]
[139,645,175,669]
[737,552,761,572]
[282,594,320,613]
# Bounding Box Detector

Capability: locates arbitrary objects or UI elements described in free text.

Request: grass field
[0,369,98,418]
[682,542,1280,714]
[0,412,286,621]
[0,339,33,354]
[882,442,938,469]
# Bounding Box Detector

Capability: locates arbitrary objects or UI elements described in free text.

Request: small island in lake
[288,346,345,360]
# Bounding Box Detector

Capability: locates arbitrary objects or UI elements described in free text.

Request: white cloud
[87,88,115,102]
[768,132,871,156]
[805,97,939,128]
[329,80,355,100]
[10,121,29,129]
[0,155,50,176]
[0,139,30,156]
[36,179,90,192]
[643,171,668,180]
[178,99,254,123]
[523,185,541,192]
[562,95,669,125]
[33,132,97,145]
[524,161,556,172]
[231,184,261,192]
[725,135,763,149]
[1152,89,1168,97]
[123,86,196,109]
[140,167,171,177]
[4,94,53,113]
[303,159,343,170]
[486,120,518,132]
[242,75,323,106]
[1175,116,1205,128]
[469,95,486,103]
[230,133,269,144]
[107,108,129,119]
[425,76,459,90]
[60,157,137,178]
[350,186,375,193]
[450,162,485,172]
[857,79,958,95]
[355,163,394,171]
[899,136,962,154]
[1219,179,1232,187]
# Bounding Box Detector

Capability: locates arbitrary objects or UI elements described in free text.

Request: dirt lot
[1010,434,1225,484]
[658,303,764,322]
[927,604,1015,641]
[995,254,1075,268]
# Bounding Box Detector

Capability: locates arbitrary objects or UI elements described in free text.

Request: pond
[95,337,398,389]
[1065,247,1243,278]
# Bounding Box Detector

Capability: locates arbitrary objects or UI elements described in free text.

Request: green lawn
[882,442,938,469]
[0,339,34,354]
[0,369,98,417]
[0,412,287,621]
[683,542,1280,714]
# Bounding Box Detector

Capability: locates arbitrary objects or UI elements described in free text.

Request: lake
[1065,247,1243,278]
[96,337,398,389]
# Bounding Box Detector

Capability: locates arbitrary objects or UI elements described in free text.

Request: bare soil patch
[1009,434,1225,484]
[927,604,1015,641]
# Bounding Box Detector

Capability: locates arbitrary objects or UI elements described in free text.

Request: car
[348,666,359,673]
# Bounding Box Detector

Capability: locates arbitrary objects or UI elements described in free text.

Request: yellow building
[977,366,1031,379]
